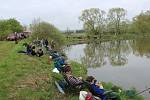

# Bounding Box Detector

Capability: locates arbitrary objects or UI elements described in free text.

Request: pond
[64,38,150,99]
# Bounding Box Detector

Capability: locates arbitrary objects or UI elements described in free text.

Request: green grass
[0,41,87,100]
[0,41,52,99]
[0,41,15,62]
[0,41,144,100]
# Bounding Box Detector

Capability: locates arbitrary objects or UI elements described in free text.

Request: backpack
[86,92,94,100]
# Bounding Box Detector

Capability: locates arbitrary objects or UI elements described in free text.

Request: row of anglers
[49,51,121,100]
[18,40,148,99]
[18,43,44,57]
[18,39,55,57]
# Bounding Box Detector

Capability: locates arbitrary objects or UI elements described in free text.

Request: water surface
[64,38,150,99]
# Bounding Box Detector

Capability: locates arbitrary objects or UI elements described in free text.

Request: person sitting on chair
[31,45,36,56]
[50,51,60,60]
[86,76,121,100]
[53,54,67,72]
[36,48,44,57]
[63,65,84,87]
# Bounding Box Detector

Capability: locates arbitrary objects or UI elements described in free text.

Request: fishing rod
[136,88,150,95]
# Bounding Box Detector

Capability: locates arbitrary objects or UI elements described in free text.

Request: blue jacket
[54,57,65,71]
[91,84,106,100]
[51,52,60,59]
[54,61,61,71]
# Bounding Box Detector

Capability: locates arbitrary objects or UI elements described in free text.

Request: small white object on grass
[52,68,59,73]
[49,56,52,59]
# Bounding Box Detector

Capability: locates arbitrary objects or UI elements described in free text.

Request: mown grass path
[0,41,15,63]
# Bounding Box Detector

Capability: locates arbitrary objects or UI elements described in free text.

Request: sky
[0,0,149,30]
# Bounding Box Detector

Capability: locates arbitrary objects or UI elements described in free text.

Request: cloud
[0,0,149,30]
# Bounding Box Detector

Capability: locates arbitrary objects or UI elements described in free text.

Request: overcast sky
[0,0,149,30]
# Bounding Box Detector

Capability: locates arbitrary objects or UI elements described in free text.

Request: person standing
[45,39,48,47]
[51,40,55,49]
[14,32,18,44]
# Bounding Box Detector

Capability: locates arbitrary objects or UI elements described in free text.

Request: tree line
[79,7,150,37]
[0,18,23,40]
[0,18,65,45]
[30,19,65,45]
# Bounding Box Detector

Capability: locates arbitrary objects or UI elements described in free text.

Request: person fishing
[63,65,84,87]
[18,43,31,54]
[53,53,68,72]
[54,57,66,72]
[26,43,32,55]
[86,76,121,100]
[36,48,44,57]
[50,51,60,60]
[31,45,36,56]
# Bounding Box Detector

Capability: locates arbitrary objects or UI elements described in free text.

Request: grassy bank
[0,41,87,100]
[0,41,51,99]
[0,41,143,100]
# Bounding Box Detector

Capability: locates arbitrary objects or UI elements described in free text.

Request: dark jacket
[90,84,106,100]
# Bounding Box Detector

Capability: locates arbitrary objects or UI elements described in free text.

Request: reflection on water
[131,38,150,58]
[81,40,131,67]
[65,38,150,67]
[64,38,150,99]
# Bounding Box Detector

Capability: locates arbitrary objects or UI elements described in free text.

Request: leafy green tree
[0,18,23,40]
[107,8,127,35]
[6,19,23,33]
[30,19,65,45]
[0,18,23,34]
[79,8,106,37]
[0,20,12,35]
[131,10,150,35]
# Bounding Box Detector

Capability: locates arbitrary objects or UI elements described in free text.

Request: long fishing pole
[136,88,150,95]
